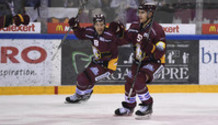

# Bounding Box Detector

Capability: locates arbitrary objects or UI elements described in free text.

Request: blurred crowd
[0,0,40,22]
[47,0,218,24]
[0,0,218,24]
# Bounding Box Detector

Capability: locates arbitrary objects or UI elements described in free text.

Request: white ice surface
[0,93,218,125]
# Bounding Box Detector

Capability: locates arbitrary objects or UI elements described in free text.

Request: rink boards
[1,85,218,95]
[0,34,218,95]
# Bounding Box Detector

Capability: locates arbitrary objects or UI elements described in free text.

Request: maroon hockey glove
[0,15,13,28]
[68,17,79,28]
[108,21,125,37]
[13,14,30,26]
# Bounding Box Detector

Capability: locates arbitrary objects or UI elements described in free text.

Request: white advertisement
[161,24,196,35]
[0,39,61,86]
[0,22,41,34]
[200,40,218,85]
[126,23,196,35]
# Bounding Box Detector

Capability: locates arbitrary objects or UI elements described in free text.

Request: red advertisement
[47,23,92,34]
[202,24,218,34]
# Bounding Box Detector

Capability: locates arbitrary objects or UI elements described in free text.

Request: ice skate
[135,102,153,120]
[114,101,134,116]
[65,91,93,104]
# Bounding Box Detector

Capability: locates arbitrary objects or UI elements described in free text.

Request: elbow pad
[107,57,118,71]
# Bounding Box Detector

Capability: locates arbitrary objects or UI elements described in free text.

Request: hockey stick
[51,0,88,61]
[128,0,161,100]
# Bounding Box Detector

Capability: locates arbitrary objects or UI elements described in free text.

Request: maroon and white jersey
[73,26,119,71]
[120,21,166,64]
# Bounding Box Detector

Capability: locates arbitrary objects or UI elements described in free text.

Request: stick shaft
[51,0,88,61]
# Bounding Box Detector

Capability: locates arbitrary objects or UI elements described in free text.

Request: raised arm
[68,17,92,40]
[108,21,131,46]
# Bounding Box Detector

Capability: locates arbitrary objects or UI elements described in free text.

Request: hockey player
[112,3,166,118]
[65,14,119,103]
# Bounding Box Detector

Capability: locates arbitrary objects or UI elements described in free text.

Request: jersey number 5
[137,34,143,42]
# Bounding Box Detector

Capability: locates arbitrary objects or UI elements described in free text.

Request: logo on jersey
[136,43,143,60]
[143,33,149,39]
[90,67,99,75]
[94,40,99,47]
[92,46,101,60]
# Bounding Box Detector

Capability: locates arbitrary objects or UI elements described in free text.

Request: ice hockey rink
[0,93,218,125]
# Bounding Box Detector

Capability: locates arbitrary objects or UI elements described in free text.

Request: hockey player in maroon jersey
[112,3,166,118]
[0,14,30,29]
[65,14,120,103]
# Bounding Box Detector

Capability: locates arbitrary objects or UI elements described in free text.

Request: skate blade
[64,101,81,104]
[135,114,151,120]
[113,114,133,117]
[64,99,90,104]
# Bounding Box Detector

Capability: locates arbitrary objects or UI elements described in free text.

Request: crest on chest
[94,39,99,47]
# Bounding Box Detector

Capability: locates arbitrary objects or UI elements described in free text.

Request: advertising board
[0,39,61,86]
[202,24,218,34]
[47,23,92,34]
[126,24,196,35]
[199,40,218,84]
[0,23,41,34]
[161,24,196,35]
[61,40,199,85]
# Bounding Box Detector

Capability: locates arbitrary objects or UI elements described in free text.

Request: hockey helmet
[93,14,105,24]
[138,3,156,12]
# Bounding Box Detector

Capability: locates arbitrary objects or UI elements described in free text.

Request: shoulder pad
[151,22,165,35]
[128,22,140,33]
[103,32,113,41]
[85,26,95,34]
[130,22,140,29]
[152,22,163,29]
[85,26,95,32]
[104,31,113,37]
[84,26,95,39]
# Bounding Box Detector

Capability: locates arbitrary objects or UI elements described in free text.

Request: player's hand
[140,37,154,54]
[68,17,79,28]
[13,14,30,26]
[108,21,125,37]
